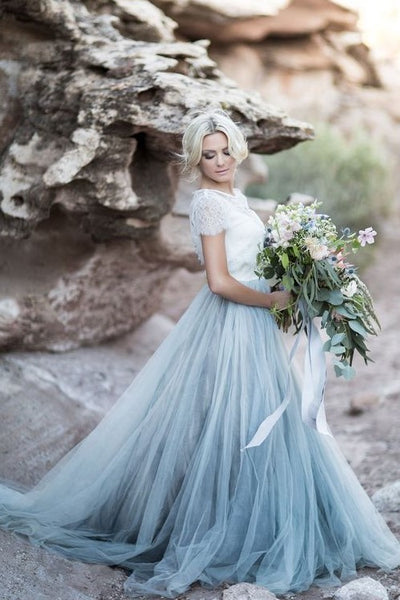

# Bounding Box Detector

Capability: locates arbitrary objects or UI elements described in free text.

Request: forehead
[202,131,228,151]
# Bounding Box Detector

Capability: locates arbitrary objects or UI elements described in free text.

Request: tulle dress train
[0,188,399,598]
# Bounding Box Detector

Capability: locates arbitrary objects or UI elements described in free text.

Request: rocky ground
[0,208,399,599]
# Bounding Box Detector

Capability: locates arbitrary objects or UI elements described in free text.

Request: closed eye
[202,148,230,160]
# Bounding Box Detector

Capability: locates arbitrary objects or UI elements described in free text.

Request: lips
[215,169,229,174]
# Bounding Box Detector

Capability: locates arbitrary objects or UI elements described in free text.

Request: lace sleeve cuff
[190,193,227,237]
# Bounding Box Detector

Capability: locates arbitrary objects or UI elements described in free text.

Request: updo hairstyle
[181,109,248,177]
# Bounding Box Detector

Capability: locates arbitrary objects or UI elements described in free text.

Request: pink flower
[358,227,377,247]
[335,251,346,269]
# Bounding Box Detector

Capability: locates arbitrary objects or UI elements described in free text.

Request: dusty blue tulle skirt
[0,280,399,598]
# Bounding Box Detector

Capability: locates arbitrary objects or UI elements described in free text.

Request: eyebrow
[201,147,229,154]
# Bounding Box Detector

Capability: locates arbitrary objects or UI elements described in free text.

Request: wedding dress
[0,188,399,598]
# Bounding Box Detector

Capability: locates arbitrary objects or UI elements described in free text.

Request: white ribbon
[242,309,332,451]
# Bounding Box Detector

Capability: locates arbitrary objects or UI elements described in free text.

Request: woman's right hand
[268,289,292,310]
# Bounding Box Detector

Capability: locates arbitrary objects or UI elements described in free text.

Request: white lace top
[190,188,266,282]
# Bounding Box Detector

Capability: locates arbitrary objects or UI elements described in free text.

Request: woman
[0,109,399,598]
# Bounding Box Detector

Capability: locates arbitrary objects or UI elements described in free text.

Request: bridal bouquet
[256,201,380,379]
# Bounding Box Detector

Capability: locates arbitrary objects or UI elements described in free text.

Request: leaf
[281,252,289,269]
[282,274,294,290]
[262,266,276,279]
[316,288,331,301]
[311,300,323,316]
[344,302,361,317]
[342,364,356,380]
[331,332,345,346]
[341,334,352,349]
[309,279,315,304]
[334,363,344,377]
[321,309,329,327]
[330,345,346,354]
[328,289,344,306]
[348,319,368,336]
[334,305,354,318]
[323,340,331,351]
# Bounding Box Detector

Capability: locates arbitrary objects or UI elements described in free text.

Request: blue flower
[263,233,275,248]
[303,220,316,231]
[345,266,357,275]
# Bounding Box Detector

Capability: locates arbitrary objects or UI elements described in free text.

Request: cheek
[228,157,237,168]
[199,158,213,173]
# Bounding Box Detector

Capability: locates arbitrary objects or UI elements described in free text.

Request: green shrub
[246,124,394,233]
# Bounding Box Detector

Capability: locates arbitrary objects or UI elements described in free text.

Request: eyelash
[203,150,230,160]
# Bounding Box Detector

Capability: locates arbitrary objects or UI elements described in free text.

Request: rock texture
[372,481,400,513]
[333,576,389,600]
[0,0,312,351]
[222,582,277,600]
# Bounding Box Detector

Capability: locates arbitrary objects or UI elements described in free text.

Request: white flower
[310,245,330,260]
[304,237,330,261]
[341,280,358,298]
[272,215,302,246]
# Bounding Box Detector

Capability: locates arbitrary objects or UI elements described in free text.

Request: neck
[200,178,235,195]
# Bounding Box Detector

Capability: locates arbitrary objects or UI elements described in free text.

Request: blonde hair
[181,109,248,177]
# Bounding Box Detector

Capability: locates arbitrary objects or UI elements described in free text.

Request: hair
[181,109,248,177]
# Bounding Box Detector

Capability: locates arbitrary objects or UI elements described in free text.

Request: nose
[216,152,225,167]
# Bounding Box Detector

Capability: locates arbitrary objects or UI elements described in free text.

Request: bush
[246,124,394,233]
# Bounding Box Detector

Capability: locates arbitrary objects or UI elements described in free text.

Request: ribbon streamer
[242,307,332,450]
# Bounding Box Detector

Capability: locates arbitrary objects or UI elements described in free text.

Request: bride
[0,109,399,598]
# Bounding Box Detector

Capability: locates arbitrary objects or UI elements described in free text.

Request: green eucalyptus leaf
[322,340,331,351]
[331,333,345,345]
[330,345,346,354]
[312,300,323,316]
[348,319,368,336]
[334,305,353,318]
[316,288,331,301]
[334,363,344,377]
[341,335,352,349]
[342,364,356,380]
[328,289,344,305]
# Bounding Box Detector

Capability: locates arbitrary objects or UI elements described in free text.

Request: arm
[201,232,291,309]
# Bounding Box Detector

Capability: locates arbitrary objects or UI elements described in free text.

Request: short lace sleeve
[190,190,228,263]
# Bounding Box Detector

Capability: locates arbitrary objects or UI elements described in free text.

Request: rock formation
[156,0,382,120]
[0,0,312,351]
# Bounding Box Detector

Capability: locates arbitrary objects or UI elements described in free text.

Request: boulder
[372,481,400,513]
[347,392,382,416]
[222,582,277,600]
[333,576,389,600]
